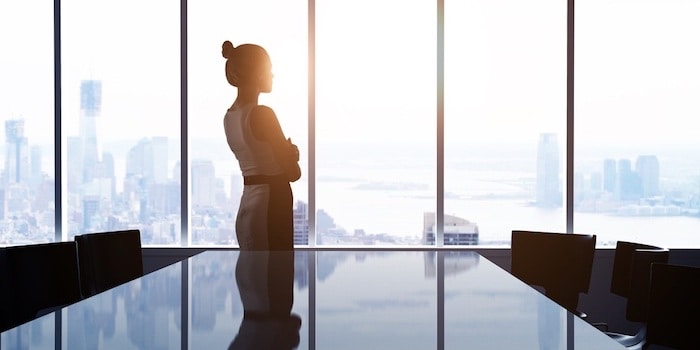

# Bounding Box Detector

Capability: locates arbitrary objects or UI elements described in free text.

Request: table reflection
[228,250,301,350]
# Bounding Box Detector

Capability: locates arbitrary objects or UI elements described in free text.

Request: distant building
[423,212,479,245]
[80,80,101,183]
[636,155,660,197]
[191,159,216,208]
[536,133,561,207]
[603,158,617,193]
[293,200,309,245]
[617,158,642,201]
[4,119,29,186]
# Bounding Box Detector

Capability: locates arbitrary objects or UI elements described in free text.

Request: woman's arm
[250,105,302,182]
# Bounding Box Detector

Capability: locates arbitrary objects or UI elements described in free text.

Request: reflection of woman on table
[222,40,301,251]
[228,250,300,350]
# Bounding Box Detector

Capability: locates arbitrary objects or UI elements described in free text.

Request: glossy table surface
[2,250,625,349]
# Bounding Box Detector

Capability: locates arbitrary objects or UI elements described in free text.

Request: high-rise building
[67,136,83,192]
[29,145,42,188]
[125,137,168,185]
[617,158,642,200]
[191,159,216,208]
[603,158,617,193]
[152,136,168,184]
[636,155,660,198]
[536,133,561,207]
[293,200,309,245]
[80,80,102,183]
[83,196,100,231]
[4,119,29,185]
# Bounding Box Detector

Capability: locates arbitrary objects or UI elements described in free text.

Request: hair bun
[222,40,235,59]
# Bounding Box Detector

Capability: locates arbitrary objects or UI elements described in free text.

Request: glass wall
[574,0,700,248]
[188,0,308,246]
[1,1,699,248]
[0,1,56,245]
[61,0,181,244]
[445,0,567,246]
[316,0,437,246]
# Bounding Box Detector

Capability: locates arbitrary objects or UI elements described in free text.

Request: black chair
[597,241,669,348]
[74,229,144,298]
[643,263,700,350]
[511,230,596,318]
[0,242,82,332]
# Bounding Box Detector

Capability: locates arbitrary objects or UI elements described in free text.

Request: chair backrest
[610,241,669,322]
[511,230,596,313]
[75,229,144,298]
[646,263,700,350]
[0,242,82,332]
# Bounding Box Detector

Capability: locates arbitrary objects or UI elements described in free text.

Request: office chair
[511,230,596,318]
[644,263,700,350]
[592,241,669,348]
[74,229,144,298]
[0,242,82,332]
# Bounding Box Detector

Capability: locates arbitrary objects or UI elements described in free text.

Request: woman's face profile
[258,61,273,93]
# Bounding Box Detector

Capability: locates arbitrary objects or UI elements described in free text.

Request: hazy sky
[1,0,699,155]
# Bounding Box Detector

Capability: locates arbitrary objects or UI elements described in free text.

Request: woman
[222,40,301,250]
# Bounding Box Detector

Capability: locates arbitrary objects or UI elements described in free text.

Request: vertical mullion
[308,0,316,247]
[436,0,445,247]
[180,0,189,246]
[566,0,575,346]
[55,0,64,347]
[437,251,444,349]
[54,0,62,243]
[566,0,575,234]
[308,251,316,349]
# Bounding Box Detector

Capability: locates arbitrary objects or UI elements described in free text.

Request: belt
[243,174,288,185]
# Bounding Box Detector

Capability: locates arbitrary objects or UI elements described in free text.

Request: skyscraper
[636,155,660,198]
[617,158,642,201]
[67,136,83,192]
[293,200,309,245]
[80,80,102,183]
[4,119,29,185]
[603,158,617,193]
[191,159,216,208]
[536,133,561,207]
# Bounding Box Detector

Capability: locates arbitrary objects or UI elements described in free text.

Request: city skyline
[3,96,700,247]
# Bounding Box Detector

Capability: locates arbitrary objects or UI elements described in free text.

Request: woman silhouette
[222,40,301,250]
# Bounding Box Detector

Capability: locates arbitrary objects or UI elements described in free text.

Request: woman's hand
[287,138,300,162]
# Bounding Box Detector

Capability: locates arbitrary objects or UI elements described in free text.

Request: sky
[1,0,699,166]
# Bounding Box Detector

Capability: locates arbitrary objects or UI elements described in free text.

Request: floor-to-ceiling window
[445,0,567,246]
[61,0,182,244]
[0,1,56,245]
[315,0,437,246]
[574,0,700,248]
[2,1,700,248]
[188,0,308,246]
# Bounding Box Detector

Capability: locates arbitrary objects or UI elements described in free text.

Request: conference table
[1,250,625,349]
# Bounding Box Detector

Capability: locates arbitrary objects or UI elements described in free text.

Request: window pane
[189,0,308,246]
[575,0,700,248]
[316,0,437,246]
[0,1,55,245]
[62,0,181,245]
[445,0,567,246]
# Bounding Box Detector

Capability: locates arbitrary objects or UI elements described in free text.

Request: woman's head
[222,41,273,93]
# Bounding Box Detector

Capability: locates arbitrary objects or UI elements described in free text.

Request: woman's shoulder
[251,104,276,116]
